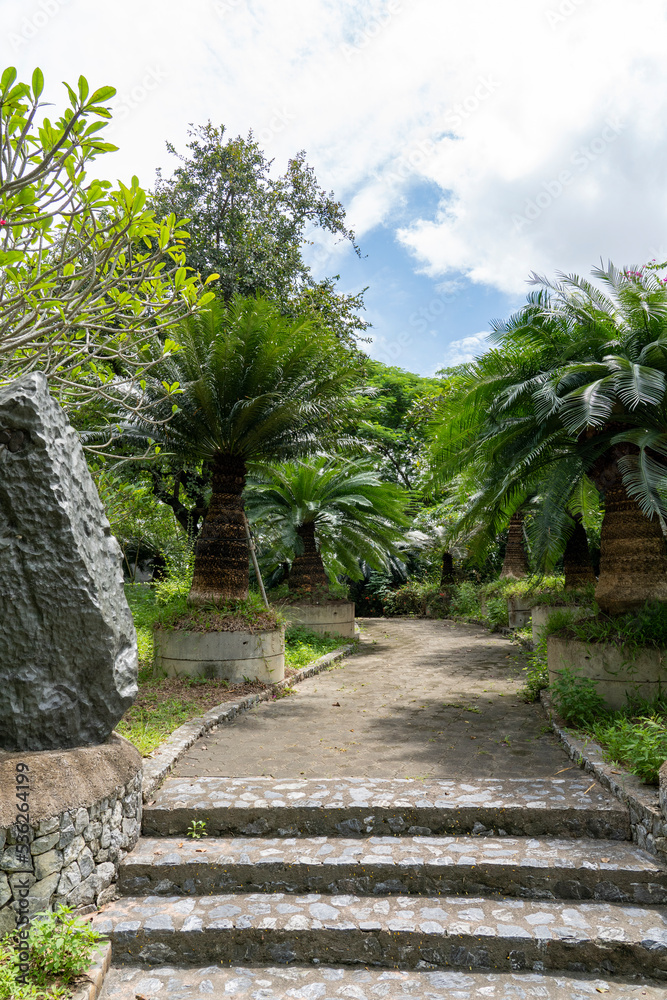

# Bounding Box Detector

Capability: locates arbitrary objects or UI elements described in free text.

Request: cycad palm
[114,296,360,603]
[245,456,411,592]
[433,263,667,612]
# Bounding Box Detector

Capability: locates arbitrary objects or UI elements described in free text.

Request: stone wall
[0,736,142,933]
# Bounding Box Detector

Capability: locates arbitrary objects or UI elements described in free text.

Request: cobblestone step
[99,963,665,998]
[143,776,630,840]
[93,890,667,977]
[119,834,667,904]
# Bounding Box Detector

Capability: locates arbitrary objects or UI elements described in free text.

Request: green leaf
[0,67,17,94]
[88,85,116,104]
[31,68,44,98]
[78,75,89,102]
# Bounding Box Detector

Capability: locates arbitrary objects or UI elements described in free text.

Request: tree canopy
[151,122,368,346]
[98,295,364,603]
[430,262,667,612]
[0,67,214,406]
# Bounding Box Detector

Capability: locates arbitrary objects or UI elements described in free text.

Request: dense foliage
[0,66,214,409]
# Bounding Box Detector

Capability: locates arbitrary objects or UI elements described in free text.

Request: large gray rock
[0,373,137,750]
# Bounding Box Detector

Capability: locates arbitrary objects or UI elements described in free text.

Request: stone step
[100,963,666,998]
[93,891,667,977]
[143,776,630,840]
[119,834,667,905]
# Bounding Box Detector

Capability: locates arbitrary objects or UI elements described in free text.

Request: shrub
[528,582,595,608]
[484,595,509,630]
[550,667,607,726]
[590,713,667,784]
[561,601,667,651]
[0,905,103,999]
[449,581,482,619]
[381,582,450,618]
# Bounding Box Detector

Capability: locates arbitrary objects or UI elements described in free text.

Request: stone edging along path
[69,942,110,1000]
[540,689,667,859]
[141,644,355,802]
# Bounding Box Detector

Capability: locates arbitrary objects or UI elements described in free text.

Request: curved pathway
[173,617,571,779]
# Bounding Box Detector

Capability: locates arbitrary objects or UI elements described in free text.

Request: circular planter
[531,605,593,646]
[507,595,532,629]
[154,626,285,683]
[547,635,667,710]
[278,601,355,638]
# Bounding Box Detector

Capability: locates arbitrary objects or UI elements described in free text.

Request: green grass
[589,712,667,784]
[115,695,209,756]
[284,624,351,670]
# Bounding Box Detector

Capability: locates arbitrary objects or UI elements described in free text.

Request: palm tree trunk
[188,453,249,604]
[440,551,455,586]
[595,480,667,614]
[288,521,330,593]
[563,515,596,590]
[500,513,529,579]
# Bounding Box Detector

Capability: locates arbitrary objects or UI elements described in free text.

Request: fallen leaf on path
[470,736,477,740]
[600,857,610,863]
[153,849,164,855]
[178,842,183,847]
[195,848,207,853]
[332,702,341,707]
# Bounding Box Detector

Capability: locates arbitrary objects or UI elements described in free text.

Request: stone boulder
[0,373,137,751]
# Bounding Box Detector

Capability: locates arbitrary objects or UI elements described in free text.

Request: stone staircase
[95,775,667,997]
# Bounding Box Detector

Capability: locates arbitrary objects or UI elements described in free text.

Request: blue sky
[315,184,524,375]
[6,0,667,377]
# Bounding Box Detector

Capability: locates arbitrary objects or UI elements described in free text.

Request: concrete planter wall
[279,601,355,638]
[531,605,592,646]
[507,595,532,629]
[154,626,285,683]
[547,635,667,710]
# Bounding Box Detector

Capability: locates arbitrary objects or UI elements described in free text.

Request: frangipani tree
[0,67,214,408]
[432,263,667,613]
[245,456,411,592]
[104,296,363,605]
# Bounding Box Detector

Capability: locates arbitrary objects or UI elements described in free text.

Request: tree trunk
[288,521,330,593]
[595,480,667,614]
[563,515,596,590]
[440,551,455,586]
[500,513,529,579]
[188,453,248,604]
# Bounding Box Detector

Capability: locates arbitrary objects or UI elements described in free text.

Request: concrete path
[173,618,572,779]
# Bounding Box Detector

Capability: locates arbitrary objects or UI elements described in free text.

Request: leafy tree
[94,469,191,579]
[432,263,667,613]
[245,456,411,592]
[97,296,363,604]
[0,67,214,405]
[151,122,368,346]
[346,360,445,489]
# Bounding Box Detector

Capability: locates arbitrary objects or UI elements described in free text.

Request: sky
[5,0,667,375]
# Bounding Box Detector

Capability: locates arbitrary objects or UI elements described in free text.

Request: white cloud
[438,332,490,369]
[5,0,667,301]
